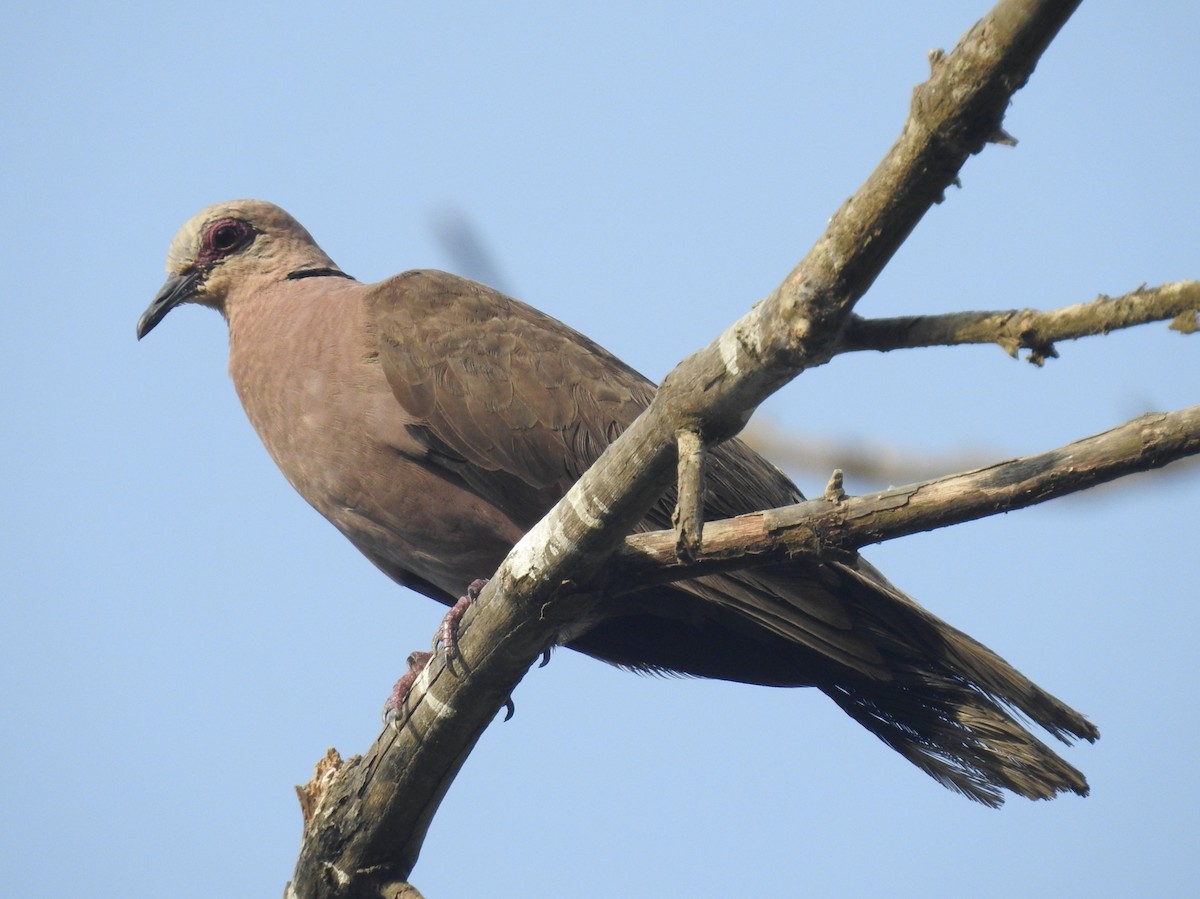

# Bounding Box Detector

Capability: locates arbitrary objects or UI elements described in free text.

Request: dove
[138,199,1097,805]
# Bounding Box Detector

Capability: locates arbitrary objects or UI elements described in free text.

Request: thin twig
[843,280,1200,365]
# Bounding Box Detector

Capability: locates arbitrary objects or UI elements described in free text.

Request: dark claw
[502,698,516,722]
[538,648,552,668]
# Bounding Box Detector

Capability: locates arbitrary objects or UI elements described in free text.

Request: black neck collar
[286,267,355,281]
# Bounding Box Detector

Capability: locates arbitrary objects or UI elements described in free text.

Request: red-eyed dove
[138,200,1098,805]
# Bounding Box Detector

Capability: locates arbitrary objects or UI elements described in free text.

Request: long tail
[823,560,1098,807]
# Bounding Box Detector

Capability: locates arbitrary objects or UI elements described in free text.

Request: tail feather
[823,559,1098,805]
[823,674,1090,807]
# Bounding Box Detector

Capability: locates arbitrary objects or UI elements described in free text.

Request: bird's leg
[382,650,433,725]
[382,579,494,726]
[436,578,518,720]
[436,578,488,667]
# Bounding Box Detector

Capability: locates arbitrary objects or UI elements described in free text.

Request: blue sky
[3,2,1197,897]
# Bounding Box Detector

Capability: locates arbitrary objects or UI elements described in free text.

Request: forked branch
[620,406,1200,589]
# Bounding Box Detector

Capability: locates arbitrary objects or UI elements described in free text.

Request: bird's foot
[437,578,488,667]
[382,650,433,725]
[381,579,490,726]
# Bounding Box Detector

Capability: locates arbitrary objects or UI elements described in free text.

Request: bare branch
[672,429,707,561]
[288,2,1086,894]
[744,280,1199,484]
[822,469,847,503]
[843,280,1200,365]
[614,405,1200,588]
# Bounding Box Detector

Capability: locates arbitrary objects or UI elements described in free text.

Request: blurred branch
[288,2,1087,895]
[741,420,993,485]
[842,280,1200,365]
[744,415,1200,493]
[430,206,512,294]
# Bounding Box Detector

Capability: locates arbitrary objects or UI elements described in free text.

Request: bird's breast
[226,281,524,595]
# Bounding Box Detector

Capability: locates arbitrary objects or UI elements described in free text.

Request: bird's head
[136,199,342,339]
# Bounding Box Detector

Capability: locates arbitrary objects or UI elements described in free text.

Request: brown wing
[367,269,657,525]
[367,270,809,517]
[366,269,889,672]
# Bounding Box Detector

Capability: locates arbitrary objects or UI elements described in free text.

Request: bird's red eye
[212,224,242,250]
[200,219,253,261]
[209,220,247,253]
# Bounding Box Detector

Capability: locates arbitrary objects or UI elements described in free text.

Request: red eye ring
[200,218,252,262]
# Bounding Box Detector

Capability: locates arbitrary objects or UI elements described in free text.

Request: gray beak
[136,269,205,340]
